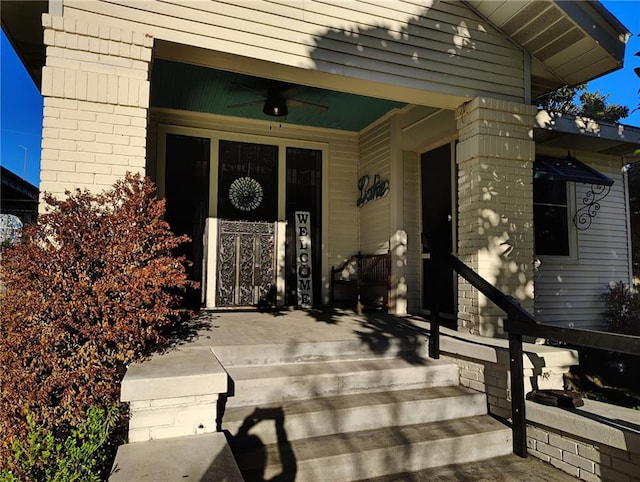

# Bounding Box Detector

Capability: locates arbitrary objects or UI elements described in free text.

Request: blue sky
[589,1,640,125]
[1,31,43,187]
[1,1,639,187]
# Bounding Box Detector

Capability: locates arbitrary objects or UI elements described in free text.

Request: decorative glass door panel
[217,140,278,222]
[216,140,278,307]
[216,220,276,307]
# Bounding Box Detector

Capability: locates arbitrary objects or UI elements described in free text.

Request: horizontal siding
[534,152,630,328]
[328,137,360,266]
[359,120,391,254]
[64,0,525,102]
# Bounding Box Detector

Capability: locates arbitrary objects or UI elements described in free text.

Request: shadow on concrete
[569,406,640,434]
[305,306,355,325]
[352,313,430,365]
[165,310,220,349]
[226,407,297,482]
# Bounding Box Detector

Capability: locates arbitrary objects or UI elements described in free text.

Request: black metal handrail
[504,319,640,355]
[504,317,640,457]
[446,253,535,324]
[430,249,536,457]
[426,241,640,458]
[424,240,535,361]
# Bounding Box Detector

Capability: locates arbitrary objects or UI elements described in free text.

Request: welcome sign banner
[295,211,312,308]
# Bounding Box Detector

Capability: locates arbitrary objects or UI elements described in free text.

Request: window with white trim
[533,178,571,256]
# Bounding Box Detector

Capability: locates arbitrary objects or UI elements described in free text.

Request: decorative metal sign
[295,211,313,308]
[573,184,611,231]
[229,176,263,211]
[357,174,390,207]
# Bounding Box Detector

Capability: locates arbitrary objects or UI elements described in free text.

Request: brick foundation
[440,330,640,482]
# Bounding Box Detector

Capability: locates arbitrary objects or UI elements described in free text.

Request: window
[217,140,278,222]
[533,178,570,256]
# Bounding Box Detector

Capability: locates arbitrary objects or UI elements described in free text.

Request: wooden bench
[330,251,391,312]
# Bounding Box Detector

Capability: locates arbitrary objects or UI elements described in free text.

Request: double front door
[163,134,322,308]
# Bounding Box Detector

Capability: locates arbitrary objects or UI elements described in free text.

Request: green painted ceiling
[150,59,406,131]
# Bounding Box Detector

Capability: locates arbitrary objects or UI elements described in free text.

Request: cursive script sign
[357,175,390,207]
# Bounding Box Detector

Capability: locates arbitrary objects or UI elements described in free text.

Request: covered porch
[110,308,631,481]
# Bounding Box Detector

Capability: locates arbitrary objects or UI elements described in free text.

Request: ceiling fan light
[263,98,288,117]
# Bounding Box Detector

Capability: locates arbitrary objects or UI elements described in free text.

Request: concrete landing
[109,432,242,482]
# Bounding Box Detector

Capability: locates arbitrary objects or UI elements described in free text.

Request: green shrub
[1,405,120,482]
[0,173,193,467]
[602,281,640,335]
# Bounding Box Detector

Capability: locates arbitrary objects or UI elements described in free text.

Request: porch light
[263,97,288,117]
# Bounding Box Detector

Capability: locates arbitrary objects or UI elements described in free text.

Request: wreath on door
[229,176,264,211]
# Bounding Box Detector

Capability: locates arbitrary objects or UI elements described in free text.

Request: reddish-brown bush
[0,173,192,467]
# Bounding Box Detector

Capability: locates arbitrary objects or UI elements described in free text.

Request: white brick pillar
[455,98,536,337]
[39,14,152,204]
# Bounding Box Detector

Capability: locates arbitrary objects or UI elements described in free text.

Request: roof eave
[556,1,630,64]
[535,110,640,158]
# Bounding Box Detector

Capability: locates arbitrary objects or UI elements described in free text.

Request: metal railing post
[508,328,527,457]
[428,244,440,359]
[429,306,440,359]
[438,250,640,460]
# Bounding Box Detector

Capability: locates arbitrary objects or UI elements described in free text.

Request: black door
[285,147,322,306]
[421,143,456,319]
[164,133,210,305]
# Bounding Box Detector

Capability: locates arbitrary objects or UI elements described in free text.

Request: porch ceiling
[151,59,406,132]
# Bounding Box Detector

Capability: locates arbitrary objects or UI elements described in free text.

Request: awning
[534,154,614,186]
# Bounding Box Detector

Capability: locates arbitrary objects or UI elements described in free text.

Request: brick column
[39,14,152,203]
[455,98,536,337]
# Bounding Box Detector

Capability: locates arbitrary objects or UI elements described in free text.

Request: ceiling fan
[227,81,329,117]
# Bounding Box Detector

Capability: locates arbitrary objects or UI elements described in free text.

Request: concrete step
[224,356,459,407]
[223,385,488,445]
[232,415,512,482]
[359,453,580,482]
[213,337,428,367]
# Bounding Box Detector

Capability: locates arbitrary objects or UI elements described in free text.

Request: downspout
[623,162,635,285]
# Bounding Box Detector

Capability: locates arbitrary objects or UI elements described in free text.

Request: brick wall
[39,14,152,202]
[128,394,219,443]
[455,98,537,336]
[527,415,640,482]
[442,334,640,482]
[445,353,571,420]
[120,347,229,444]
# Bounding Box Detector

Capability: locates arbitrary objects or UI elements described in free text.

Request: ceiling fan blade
[227,100,265,109]
[287,98,329,112]
[229,82,266,98]
[278,84,303,99]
